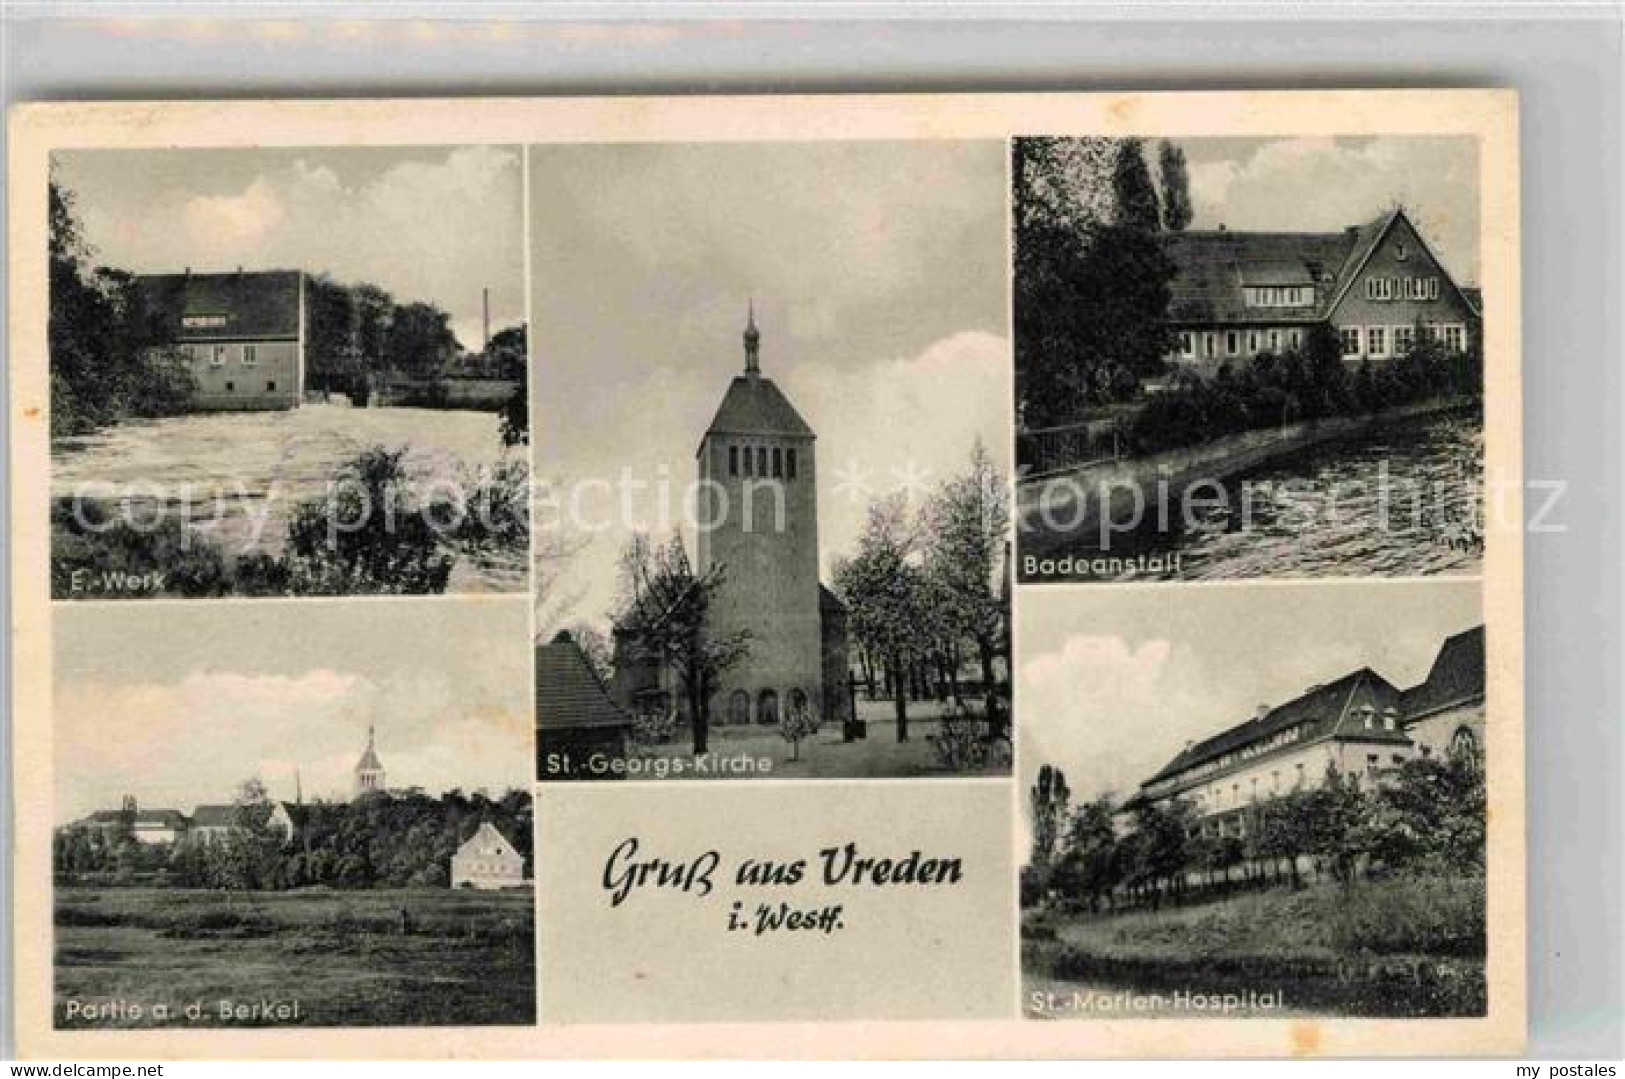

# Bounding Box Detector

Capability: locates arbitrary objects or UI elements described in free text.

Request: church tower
[353,724,385,798]
[694,304,825,727]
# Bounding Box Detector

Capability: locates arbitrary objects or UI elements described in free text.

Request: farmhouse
[134,269,306,410]
[1161,207,1480,375]
[451,821,526,890]
[1122,625,1487,840]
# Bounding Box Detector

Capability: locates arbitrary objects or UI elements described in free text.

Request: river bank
[1018,397,1482,581]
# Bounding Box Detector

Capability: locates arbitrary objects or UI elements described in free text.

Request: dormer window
[729,445,739,477]
[771,447,783,478]
[743,446,754,476]
[1396,241,1408,261]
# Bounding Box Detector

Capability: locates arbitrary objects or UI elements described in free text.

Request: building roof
[457,820,521,858]
[536,631,632,732]
[189,803,274,829]
[1146,667,1408,787]
[701,374,815,442]
[131,810,188,828]
[134,270,302,342]
[1401,625,1487,720]
[1162,210,1404,328]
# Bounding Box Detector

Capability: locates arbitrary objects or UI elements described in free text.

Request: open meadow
[55,886,535,1028]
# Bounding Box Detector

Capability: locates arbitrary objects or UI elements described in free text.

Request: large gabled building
[134,269,307,410]
[1161,207,1480,374]
[1122,626,1487,842]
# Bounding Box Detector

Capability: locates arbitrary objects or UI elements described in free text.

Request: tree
[614,532,750,756]
[1012,138,1177,426]
[485,324,528,382]
[923,439,1012,728]
[1157,141,1193,231]
[1062,795,1120,912]
[49,176,193,437]
[384,301,458,377]
[272,446,457,595]
[567,622,615,685]
[1029,764,1071,874]
[832,494,931,741]
[1112,139,1162,232]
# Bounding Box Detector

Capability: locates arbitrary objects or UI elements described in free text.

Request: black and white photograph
[529,141,1014,782]
[1019,582,1488,1019]
[50,601,536,1028]
[1014,136,1485,583]
[48,146,530,599]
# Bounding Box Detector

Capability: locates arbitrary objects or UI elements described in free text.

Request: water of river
[1022,410,1484,582]
[52,404,527,593]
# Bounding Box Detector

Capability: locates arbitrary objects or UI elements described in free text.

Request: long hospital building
[1161,207,1481,372]
[1122,626,1486,842]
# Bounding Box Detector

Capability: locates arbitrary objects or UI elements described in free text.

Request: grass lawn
[1022,876,1486,1019]
[55,886,534,1028]
[628,698,1011,780]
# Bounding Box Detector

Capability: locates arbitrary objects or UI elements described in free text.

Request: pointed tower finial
[743,299,760,376]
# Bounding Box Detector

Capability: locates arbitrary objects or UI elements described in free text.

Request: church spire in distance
[743,298,761,376]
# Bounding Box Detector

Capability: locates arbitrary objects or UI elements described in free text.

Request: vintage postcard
[7,91,1522,1060]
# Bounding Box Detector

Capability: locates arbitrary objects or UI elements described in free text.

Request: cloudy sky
[52,145,524,351]
[1176,135,1480,285]
[1018,580,1484,832]
[529,141,1011,635]
[54,600,531,821]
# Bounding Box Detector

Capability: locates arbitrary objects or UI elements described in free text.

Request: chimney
[1217,223,1226,232]
[482,287,490,353]
[1254,704,1270,722]
[183,266,191,277]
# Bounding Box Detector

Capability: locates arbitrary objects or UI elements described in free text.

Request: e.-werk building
[1161,207,1481,372]
[610,308,850,732]
[135,269,307,411]
[1122,626,1486,841]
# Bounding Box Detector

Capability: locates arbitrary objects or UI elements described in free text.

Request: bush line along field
[56,887,535,1028]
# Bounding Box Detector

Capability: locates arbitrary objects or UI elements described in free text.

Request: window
[786,448,797,480]
[1204,333,1216,358]
[771,447,783,478]
[1451,727,1480,760]
[182,313,228,329]
[1394,325,1416,353]
[1444,324,1466,353]
[1268,329,1281,351]
[1289,329,1302,349]
[1367,754,1379,774]
[209,345,227,368]
[1396,241,1408,262]
[1248,331,1259,353]
[1295,762,1305,786]
[242,344,258,367]
[1179,332,1194,357]
[1271,770,1280,792]
[224,381,235,393]
[266,380,276,392]
[1226,331,1239,356]
[757,447,767,476]
[729,446,739,476]
[1339,327,1361,356]
[743,446,754,476]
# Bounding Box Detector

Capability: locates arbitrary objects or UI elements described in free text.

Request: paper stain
[1290,1021,1323,1057]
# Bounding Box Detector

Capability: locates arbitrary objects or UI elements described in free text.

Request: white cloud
[183,177,284,250]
